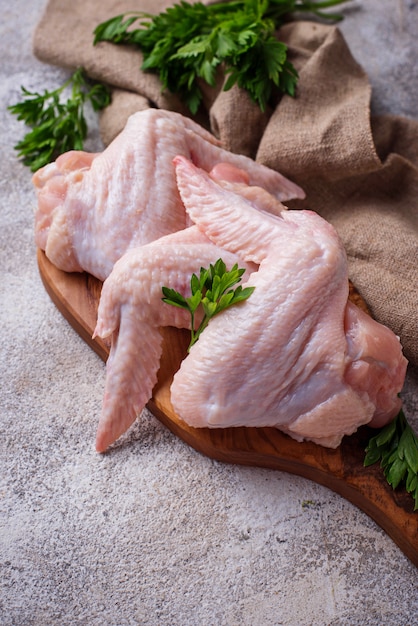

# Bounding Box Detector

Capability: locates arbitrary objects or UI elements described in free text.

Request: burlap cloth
[33,0,418,367]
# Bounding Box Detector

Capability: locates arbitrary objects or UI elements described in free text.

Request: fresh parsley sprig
[365,409,418,510]
[162,258,255,351]
[8,67,110,172]
[93,0,351,114]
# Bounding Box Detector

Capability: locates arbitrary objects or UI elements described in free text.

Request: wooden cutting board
[37,248,417,566]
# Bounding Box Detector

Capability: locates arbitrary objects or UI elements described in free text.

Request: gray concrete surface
[1,1,417,624]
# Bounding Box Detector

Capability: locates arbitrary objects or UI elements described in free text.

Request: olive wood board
[37,248,417,567]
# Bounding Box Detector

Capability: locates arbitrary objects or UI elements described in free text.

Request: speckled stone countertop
[1,1,417,624]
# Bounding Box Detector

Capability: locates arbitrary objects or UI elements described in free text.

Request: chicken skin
[33,109,304,281]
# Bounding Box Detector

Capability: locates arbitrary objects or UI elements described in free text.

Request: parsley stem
[162,260,255,352]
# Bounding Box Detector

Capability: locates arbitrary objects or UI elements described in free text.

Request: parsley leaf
[8,68,111,172]
[365,409,418,511]
[93,0,351,114]
[162,259,255,351]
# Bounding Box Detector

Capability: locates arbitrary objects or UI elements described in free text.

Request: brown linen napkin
[33,0,418,367]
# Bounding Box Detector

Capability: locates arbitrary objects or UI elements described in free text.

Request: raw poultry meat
[32,109,304,281]
[93,155,406,451]
[169,156,407,448]
[93,226,256,452]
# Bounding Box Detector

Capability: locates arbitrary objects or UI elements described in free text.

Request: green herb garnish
[162,258,255,351]
[8,67,110,172]
[365,409,418,510]
[93,0,351,114]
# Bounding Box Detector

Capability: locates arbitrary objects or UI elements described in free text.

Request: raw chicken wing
[33,109,304,281]
[169,157,407,448]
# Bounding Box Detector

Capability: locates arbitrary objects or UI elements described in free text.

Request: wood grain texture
[37,248,417,566]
